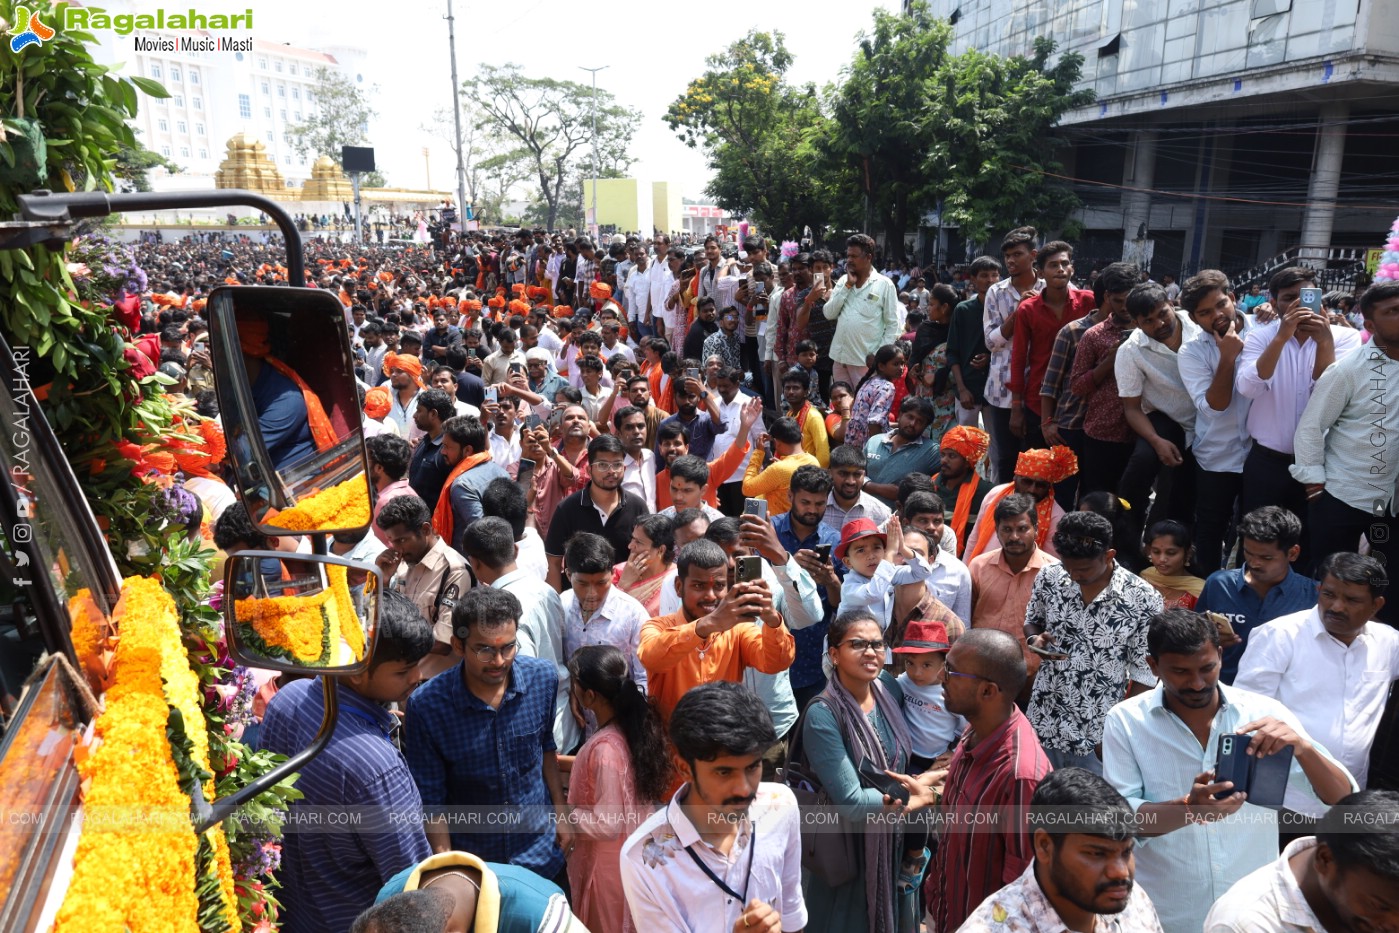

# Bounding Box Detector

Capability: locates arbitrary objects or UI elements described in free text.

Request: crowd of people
[128,221,1399,933]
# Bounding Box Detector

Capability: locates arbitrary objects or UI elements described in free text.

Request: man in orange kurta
[638,538,795,725]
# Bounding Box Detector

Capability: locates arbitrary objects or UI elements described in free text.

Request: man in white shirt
[1103,609,1357,933]
[613,404,658,512]
[1177,270,1253,574]
[1234,553,1398,812]
[598,321,637,365]
[1116,282,1202,547]
[1290,282,1399,622]
[460,516,579,755]
[625,242,655,341]
[1204,789,1399,933]
[1236,266,1362,573]
[486,394,522,477]
[620,682,807,933]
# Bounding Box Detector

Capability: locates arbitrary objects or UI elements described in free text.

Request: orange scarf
[239,318,338,453]
[432,450,494,543]
[964,485,1054,563]
[948,475,978,554]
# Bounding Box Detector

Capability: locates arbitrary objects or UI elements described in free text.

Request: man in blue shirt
[771,464,845,710]
[655,374,726,461]
[862,396,943,508]
[405,587,570,892]
[1195,506,1318,683]
[258,590,436,933]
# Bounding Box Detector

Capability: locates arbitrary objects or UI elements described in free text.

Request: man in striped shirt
[926,628,1053,933]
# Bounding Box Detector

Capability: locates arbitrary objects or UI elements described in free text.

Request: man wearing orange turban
[962,445,1076,563]
[936,426,995,553]
[363,385,392,421]
[382,353,425,441]
[589,281,612,301]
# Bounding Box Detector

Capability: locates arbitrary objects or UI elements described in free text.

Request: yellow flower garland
[56,576,239,933]
[271,476,371,531]
[66,588,108,689]
[234,563,363,665]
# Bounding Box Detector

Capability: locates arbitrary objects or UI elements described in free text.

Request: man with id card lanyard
[621,682,807,933]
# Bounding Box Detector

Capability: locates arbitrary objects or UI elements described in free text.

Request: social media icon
[15,498,31,518]
[14,552,29,568]
[12,524,31,542]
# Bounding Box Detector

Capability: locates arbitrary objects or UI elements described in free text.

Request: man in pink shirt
[366,434,416,548]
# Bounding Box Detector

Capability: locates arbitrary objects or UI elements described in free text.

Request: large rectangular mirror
[208,286,372,536]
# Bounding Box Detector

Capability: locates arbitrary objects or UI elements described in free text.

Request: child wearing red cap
[835,516,932,661]
[892,619,965,774]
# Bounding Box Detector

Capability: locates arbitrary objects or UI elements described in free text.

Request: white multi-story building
[87,3,367,188]
[921,0,1399,281]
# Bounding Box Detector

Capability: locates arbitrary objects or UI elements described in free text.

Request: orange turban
[487,296,506,310]
[383,352,423,386]
[940,426,990,465]
[1016,445,1079,484]
[507,299,530,315]
[363,386,392,420]
[589,282,612,300]
[460,298,482,313]
[553,304,574,318]
[511,283,527,296]
[526,285,550,300]
[237,316,272,357]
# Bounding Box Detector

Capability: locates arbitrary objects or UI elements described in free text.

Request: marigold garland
[234,565,362,665]
[66,588,109,689]
[269,477,371,532]
[57,577,202,933]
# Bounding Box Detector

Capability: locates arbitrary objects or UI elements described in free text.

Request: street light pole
[446,0,469,227]
[579,65,608,237]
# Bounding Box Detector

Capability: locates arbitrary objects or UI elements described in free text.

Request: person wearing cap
[894,619,965,775]
[935,425,994,554]
[836,516,932,654]
[962,445,1077,564]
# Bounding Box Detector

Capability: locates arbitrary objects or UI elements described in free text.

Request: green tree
[362,169,388,187]
[115,141,183,192]
[463,64,640,230]
[930,36,1094,241]
[285,66,377,167]
[665,30,830,241]
[825,4,952,260]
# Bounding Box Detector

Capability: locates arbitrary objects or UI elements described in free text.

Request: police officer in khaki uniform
[373,494,473,682]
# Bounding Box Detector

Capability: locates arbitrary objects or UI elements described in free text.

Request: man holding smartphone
[1236,266,1362,574]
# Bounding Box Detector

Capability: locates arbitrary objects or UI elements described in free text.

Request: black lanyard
[684,822,756,905]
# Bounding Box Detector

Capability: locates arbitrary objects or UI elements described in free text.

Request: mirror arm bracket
[193,675,338,834]
[17,189,306,287]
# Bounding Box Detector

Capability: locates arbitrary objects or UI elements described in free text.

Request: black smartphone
[858,758,909,804]
[1026,642,1070,662]
[1214,733,1294,808]
[814,543,833,562]
[685,367,700,382]
[735,555,763,583]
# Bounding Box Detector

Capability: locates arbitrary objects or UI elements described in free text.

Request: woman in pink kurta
[565,646,672,933]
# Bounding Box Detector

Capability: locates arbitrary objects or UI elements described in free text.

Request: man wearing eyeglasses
[927,628,1052,933]
[405,587,574,896]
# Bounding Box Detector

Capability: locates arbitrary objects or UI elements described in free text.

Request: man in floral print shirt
[958,768,1165,933]
[1024,512,1162,775]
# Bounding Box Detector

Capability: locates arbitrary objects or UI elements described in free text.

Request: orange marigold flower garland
[235,565,361,665]
[57,577,202,933]
[270,477,371,532]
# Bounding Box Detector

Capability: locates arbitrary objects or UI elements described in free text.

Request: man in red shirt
[927,627,1053,933]
[1008,240,1095,448]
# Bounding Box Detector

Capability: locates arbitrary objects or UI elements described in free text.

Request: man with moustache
[958,768,1165,933]
[927,628,1052,933]
[544,434,650,592]
[1070,265,1140,499]
[404,587,571,890]
[1102,610,1357,933]
[968,492,1059,644]
[934,426,995,555]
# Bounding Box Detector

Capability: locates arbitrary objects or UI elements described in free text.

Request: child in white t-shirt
[893,618,964,892]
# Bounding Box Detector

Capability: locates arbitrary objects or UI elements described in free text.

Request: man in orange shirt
[638,538,795,725]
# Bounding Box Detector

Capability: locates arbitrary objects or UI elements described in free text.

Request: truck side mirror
[223,551,378,674]
[207,286,372,536]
